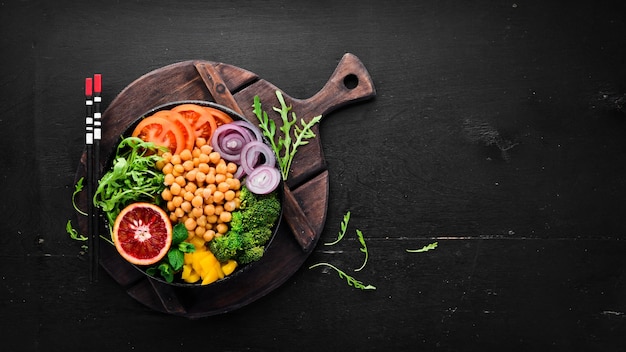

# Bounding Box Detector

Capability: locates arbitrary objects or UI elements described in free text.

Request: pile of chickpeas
[156,137,241,243]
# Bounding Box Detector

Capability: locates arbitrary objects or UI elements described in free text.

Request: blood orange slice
[112,202,173,266]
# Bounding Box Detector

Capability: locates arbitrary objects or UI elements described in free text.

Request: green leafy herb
[309,263,376,290]
[148,223,195,282]
[167,248,184,271]
[72,177,87,216]
[353,229,369,272]
[172,222,188,245]
[178,242,195,253]
[325,211,351,246]
[66,219,87,241]
[147,263,174,283]
[93,136,167,226]
[406,241,438,253]
[255,90,322,180]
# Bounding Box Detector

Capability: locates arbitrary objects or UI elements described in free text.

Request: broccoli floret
[208,185,281,264]
[240,193,281,231]
[237,246,265,265]
[208,231,243,262]
[228,210,244,233]
[238,186,257,210]
[240,227,273,249]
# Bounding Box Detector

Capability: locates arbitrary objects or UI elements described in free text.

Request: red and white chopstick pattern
[85,74,102,282]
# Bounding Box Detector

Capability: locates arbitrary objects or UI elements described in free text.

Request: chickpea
[162,163,174,175]
[226,162,238,174]
[219,211,232,223]
[183,160,195,171]
[202,229,215,242]
[200,144,213,155]
[172,195,183,208]
[184,217,197,231]
[209,151,221,164]
[225,188,236,200]
[191,195,203,208]
[170,182,181,196]
[173,163,185,175]
[224,200,237,212]
[170,154,182,165]
[216,223,229,234]
[179,149,192,161]
[161,188,173,201]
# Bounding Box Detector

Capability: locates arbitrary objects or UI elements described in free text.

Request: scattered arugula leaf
[353,229,368,272]
[255,90,322,180]
[72,177,87,216]
[66,220,87,241]
[309,263,376,290]
[325,211,350,246]
[406,241,438,253]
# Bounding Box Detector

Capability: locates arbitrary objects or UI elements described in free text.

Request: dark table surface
[2,0,626,350]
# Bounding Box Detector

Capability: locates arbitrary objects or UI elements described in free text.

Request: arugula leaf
[353,229,369,272]
[309,263,376,290]
[255,91,322,180]
[325,211,350,246]
[406,241,438,253]
[66,220,87,241]
[93,136,166,226]
[72,177,88,216]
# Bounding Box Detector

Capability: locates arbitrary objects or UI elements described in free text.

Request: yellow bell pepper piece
[201,266,220,285]
[221,260,238,276]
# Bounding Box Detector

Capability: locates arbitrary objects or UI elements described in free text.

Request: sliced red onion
[240,141,276,176]
[210,120,279,194]
[245,165,281,194]
[231,120,263,142]
[233,166,246,180]
[211,123,253,161]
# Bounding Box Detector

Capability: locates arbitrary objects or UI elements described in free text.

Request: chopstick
[84,77,95,282]
[92,73,102,282]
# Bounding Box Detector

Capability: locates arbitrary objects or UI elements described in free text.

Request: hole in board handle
[343,74,358,90]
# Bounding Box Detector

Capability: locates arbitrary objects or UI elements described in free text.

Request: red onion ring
[245,165,281,194]
[211,123,253,161]
[240,141,276,176]
[232,120,263,142]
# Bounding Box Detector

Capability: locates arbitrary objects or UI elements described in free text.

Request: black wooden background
[2,0,626,350]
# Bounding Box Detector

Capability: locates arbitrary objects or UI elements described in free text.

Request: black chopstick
[92,73,102,282]
[85,77,95,282]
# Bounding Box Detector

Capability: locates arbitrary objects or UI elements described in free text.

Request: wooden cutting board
[75,53,375,318]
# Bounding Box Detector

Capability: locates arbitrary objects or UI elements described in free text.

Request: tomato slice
[204,106,234,125]
[131,116,185,154]
[172,104,218,142]
[151,110,195,151]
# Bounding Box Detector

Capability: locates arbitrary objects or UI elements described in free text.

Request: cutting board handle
[304,53,376,118]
